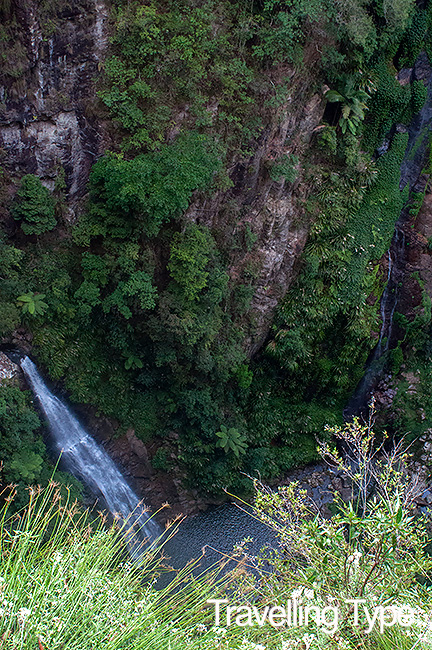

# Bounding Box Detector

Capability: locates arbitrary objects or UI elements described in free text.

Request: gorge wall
[0,0,329,351]
[2,0,432,505]
[0,0,109,207]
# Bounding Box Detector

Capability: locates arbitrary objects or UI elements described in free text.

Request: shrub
[0,384,43,486]
[83,133,220,240]
[233,413,432,649]
[318,125,337,154]
[16,292,48,316]
[363,59,411,152]
[11,175,56,235]
[168,224,216,301]
[411,79,427,116]
[269,154,299,183]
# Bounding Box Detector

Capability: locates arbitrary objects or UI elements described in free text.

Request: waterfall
[20,356,160,549]
[376,250,393,357]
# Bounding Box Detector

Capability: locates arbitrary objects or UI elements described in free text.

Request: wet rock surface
[0,352,19,384]
[0,0,109,213]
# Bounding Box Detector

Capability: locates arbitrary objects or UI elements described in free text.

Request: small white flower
[196,623,207,634]
[281,641,295,650]
[304,588,314,599]
[240,641,266,650]
[302,633,315,649]
[291,587,303,600]
[352,550,362,566]
[17,607,31,625]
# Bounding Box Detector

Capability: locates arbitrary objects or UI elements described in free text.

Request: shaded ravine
[345,53,432,418]
[20,356,161,552]
[18,354,276,570]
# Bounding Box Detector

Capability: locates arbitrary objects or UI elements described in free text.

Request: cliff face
[0,2,327,350]
[187,85,325,354]
[0,0,332,509]
[0,0,108,214]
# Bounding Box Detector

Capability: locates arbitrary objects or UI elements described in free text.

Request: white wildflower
[302,633,315,649]
[334,636,349,649]
[281,640,296,650]
[304,588,314,599]
[240,640,266,650]
[352,550,362,566]
[17,607,31,625]
[291,587,303,600]
[196,623,207,634]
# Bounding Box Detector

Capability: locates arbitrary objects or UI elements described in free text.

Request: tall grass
[0,483,238,650]
[2,482,432,650]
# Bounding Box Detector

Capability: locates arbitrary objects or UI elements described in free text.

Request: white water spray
[20,356,160,547]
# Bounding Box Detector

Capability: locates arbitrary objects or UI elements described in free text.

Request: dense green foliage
[1,0,432,496]
[76,133,221,241]
[0,384,43,485]
[0,383,81,507]
[11,175,56,236]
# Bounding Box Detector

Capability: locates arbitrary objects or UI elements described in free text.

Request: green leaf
[325,90,344,103]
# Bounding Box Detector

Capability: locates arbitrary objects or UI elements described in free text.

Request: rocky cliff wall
[186,82,325,354]
[0,0,109,216]
[0,2,327,351]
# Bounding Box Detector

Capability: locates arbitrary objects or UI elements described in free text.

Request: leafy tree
[11,175,56,235]
[8,449,43,482]
[102,271,156,319]
[325,80,371,135]
[82,133,220,241]
[381,0,416,43]
[238,414,432,648]
[17,292,48,316]
[123,352,143,370]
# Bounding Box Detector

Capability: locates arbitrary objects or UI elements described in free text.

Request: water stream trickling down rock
[345,53,432,418]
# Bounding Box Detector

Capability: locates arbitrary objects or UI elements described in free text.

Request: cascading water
[20,356,160,551]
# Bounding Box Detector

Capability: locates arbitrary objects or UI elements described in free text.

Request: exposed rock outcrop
[0,0,109,215]
[0,352,19,385]
[187,74,326,354]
